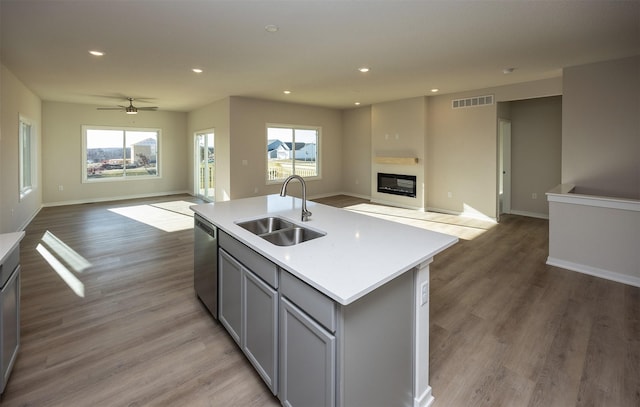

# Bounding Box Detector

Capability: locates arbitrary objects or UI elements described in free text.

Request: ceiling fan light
[126,105,138,114]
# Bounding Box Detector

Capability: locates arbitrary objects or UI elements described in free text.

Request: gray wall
[562,55,640,199]
[341,106,372,198]
[510,96,562,216]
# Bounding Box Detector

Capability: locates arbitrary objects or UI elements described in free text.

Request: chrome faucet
[280,175,312,222]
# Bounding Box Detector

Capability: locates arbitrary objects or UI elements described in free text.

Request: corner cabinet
[218,231,278,394]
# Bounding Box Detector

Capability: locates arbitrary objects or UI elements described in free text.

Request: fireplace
[377,173,417,198]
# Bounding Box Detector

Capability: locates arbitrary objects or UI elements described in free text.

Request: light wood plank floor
[3,194,638,406]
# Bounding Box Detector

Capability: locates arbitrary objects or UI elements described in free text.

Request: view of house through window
[267,125,319,182]
[83,126,159,181]
[19,117,34,199]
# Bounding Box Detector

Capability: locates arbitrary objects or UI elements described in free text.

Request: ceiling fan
[97,98,158,114]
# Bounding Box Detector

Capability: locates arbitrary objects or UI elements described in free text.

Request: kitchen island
[191,195,457,407]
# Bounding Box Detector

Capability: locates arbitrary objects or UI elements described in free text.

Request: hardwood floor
[3,194,639,406]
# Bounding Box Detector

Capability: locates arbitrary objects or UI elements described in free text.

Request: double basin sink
[235,216,325,246]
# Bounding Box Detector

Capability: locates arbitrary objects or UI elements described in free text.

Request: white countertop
[191,195,458,305]
[0,232,25,264]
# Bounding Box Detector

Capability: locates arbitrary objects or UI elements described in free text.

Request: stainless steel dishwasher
[194,214,218,319]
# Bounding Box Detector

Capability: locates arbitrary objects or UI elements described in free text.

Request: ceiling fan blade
[137,107,158,111]
[97,107,124,110]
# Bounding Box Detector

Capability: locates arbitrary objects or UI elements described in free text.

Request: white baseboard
[547,257,640,288]
[509,209,549,220]
[427,206,497,222]
[414,386,435,407]
[42,190,191,208]
[371,198,424,211]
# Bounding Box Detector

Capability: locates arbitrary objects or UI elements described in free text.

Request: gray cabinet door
[280,297,335,407]
[243,270,278,394]
[218,249,242,345]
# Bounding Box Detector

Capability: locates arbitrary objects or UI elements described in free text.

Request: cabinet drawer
[219,230,277,288]
[0,246,19,288]
[280,270,336,333]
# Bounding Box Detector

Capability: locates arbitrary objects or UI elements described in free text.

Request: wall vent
[451,95,494,109]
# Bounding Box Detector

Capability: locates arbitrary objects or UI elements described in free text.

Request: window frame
[19,115,36,200]
[265,123,321,185]
[82,125,161,183]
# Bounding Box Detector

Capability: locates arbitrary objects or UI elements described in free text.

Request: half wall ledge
[546,184,640,288]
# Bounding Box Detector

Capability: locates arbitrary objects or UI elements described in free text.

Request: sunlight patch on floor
[109,202,194,232]
[344,203,496,240]
[36,243,85,298]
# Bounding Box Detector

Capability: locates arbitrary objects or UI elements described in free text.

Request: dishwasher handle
[195,216,216,238]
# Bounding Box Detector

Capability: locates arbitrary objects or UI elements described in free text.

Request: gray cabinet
[243,269,277,393]
[1,242,20,395]
[279,296,335,407]
[218,231,278,395]
[218,249,242,345]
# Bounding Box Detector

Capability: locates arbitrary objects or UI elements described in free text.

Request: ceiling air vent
[452,95,494,109]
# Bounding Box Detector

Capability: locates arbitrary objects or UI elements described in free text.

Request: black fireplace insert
[377,173,417,198]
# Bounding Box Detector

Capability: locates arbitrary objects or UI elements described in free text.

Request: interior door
[195,130,215,201]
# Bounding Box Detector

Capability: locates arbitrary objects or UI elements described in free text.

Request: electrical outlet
[532,193,537,199]
[58,185,64,192]
[447,191,453,198]
[421,281,429,306]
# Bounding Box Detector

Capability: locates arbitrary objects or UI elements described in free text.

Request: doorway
[498,119,511,218]
[195,130,215,201]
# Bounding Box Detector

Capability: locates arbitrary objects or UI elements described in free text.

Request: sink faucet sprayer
[280,175,312,222]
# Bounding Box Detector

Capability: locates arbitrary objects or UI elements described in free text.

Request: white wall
[1,65,42,233]
[427,78,562,219]
[371,97,427,209]
[562,55,640,199]
[228,97,343,199]
[41,101,188,205]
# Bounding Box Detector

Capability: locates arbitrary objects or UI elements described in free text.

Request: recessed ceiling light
[265,24,279,33]
[192,68,203,73]
[354,102,361,106]
[283,90,291,94]
[89,50,104,56]
[358,67,370,73]
[430,88,439,93]
[503,67,516,74]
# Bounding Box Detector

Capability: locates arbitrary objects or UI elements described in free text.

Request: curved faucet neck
[280,175,311,221]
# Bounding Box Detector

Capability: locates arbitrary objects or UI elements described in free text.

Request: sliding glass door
[195,130,215,201]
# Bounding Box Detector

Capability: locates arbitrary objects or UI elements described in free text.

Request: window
[83,126,160,182]
[19,116,35,200]
[266,125,320,183]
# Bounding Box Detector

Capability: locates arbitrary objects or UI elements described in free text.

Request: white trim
[42,190,191,208]
[372,198,424,211]
[509,209,549,220]
[82,125,161,183]
[547,257,640,288]
[546,184,640,212]
[265,123,321,185]
[427,206,498,223]
[414,387,435,407]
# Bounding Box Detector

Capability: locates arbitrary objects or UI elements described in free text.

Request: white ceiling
[1,0,638,112]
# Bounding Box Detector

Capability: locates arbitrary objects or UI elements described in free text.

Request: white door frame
[194,129,215,202]
[498,119,512,219]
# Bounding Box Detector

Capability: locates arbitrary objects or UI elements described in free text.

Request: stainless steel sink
[235,216,325,246]
[236,217,295,235]
[260,227,325,247]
